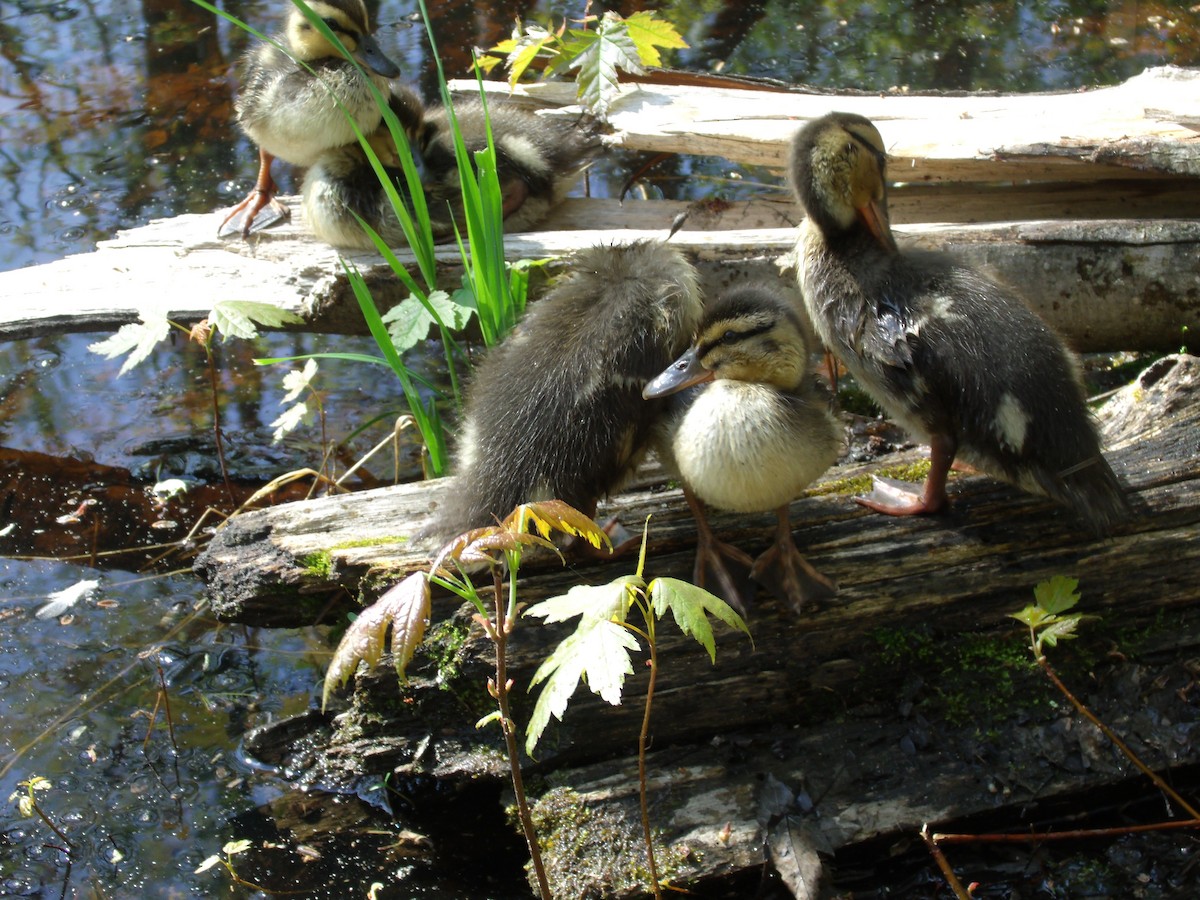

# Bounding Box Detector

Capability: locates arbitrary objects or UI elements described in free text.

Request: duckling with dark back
[789,111,1130,533]
[429,241,703,543]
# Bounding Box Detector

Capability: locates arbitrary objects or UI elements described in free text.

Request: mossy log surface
[220,357,1198,894]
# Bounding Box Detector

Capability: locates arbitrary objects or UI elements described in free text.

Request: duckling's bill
[856,197,897,253]
[349,31,400,78]
[642,347,714,398]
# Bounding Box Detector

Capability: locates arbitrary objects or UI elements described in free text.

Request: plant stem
[31,800,74,850]
[203,344,236,509]
[491,567,551,900]
[1037,656,1200,820]
[637,622,663,900]
[920,825,970,900]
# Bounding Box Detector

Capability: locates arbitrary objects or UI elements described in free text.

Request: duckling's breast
[672,381,840,514]
[238,50,390,166]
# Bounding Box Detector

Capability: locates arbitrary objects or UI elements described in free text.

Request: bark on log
[231,355,1200,896]
[196,355,1200,630]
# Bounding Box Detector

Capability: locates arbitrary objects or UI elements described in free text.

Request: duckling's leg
[219,149,291,238]
[856,433,956,516]
[750,507,837,614]
[684,488,756,616]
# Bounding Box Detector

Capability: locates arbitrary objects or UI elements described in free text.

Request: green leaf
[210,300,304,340]
[1038,614,1083,649]
[1034,575,1080,615]
[88,311,171,375]
[623,10,688,67]
[525,575,642,625]
[382,291,474,354]
[525,617,640,755]
[569,13,641,119]
[649,577,751,664]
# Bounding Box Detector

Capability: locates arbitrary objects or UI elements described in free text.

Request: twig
[1037,655,1200,820]
[920,824,970,900]
[638,631,663,900]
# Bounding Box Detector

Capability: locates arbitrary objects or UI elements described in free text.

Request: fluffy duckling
[221,0,400,237]
[302,89,601,249]
[644,286,841,614]
[789,111,1130,531]
[430,241,702,540]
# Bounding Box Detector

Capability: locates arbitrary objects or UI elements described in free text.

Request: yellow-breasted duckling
[429,241,702,541]
[302,89,601,249]
[221,0,400,237]
[789,111,1130,531]
[644,285,841,614]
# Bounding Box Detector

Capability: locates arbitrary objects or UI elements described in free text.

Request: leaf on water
[322,572,430,710]
[1034,575,1080,615]
[650,577,751,663]
[270,401,309,443]
[508,500,611,551]
[569,13,641,118]
[210,300,304,340]
[88,311,171,375]
[280,358,318,403]
[525,616,640,755]
[524,575,641,625]
[623,10,688,67]
[36,579,100,620]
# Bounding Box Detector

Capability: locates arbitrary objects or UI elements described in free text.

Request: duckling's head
[788,112,896,252]
[643,286,811,398]
[284,0,400,78]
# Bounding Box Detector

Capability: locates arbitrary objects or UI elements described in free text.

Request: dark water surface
[0,0,1195,895]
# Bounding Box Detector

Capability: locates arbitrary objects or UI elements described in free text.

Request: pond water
[0,0,1195,895]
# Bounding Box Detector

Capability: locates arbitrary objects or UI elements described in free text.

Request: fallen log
[1,67,1196,348]
[228,354,1200,896]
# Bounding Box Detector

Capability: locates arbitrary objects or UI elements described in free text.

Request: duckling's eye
[723,329,736,342]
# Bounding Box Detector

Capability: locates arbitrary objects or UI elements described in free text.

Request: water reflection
[1,0,1194,272]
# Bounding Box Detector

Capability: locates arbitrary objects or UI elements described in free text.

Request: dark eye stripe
[697,319,773,358]
[848,129,886,164]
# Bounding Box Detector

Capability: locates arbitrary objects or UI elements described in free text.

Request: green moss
[530,787,691,897]
[836,384,881,418]
[420,620,472,691]
[867,625,1043,730]
[300,550,334,579]
[809,459,934,497]
[329,535,411,551]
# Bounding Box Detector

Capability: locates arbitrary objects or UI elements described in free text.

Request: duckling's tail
[1035,454,1133,536]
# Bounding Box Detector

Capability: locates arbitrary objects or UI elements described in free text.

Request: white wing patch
[994,392,1030,453]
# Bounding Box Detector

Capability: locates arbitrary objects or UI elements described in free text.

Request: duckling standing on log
[302,90,602,249]
[789,111,1130,531]
[429,241,702,541]
[644,286,841,614]
[222,0,400,237]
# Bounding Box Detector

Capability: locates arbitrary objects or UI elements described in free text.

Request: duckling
[429,241,702,541]
[644,286,842,614]
[789,111,1130,531]
[302,91,602,249]
[221,0,400,237]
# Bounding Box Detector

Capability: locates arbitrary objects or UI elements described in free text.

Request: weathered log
[475,65,1200,178]
[196,354,1200,629]
[232,355,1200,896]
[1,67,1196,347]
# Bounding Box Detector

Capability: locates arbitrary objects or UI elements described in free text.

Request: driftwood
[224,354,1200,896]
[1,68,1196,349]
